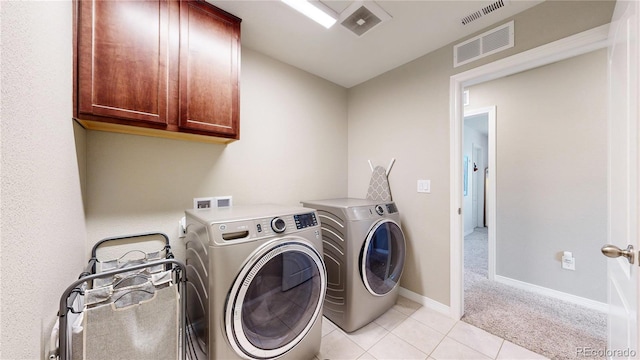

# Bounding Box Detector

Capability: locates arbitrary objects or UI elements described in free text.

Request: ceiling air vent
[462,11,482,26]
[461,0,509,25]
[339,1,391,37]
[482,0,507,16]
[454,20,514,67]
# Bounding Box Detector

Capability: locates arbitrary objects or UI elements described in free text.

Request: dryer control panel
[386,203,398,214]
[346,201,399,220]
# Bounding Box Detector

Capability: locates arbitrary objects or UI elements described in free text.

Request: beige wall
[347,0,614,305]
[467,49,608,302]
[0,2,616,358]
[0,2,87,359]
[83,48,348,260]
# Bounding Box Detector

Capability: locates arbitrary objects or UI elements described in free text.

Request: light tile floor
[315,296,549,360]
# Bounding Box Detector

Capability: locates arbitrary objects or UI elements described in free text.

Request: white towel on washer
[366,165,392,201]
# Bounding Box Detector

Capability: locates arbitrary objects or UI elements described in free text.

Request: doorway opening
[451,25,610,359]
[449,22,609,319]
[463,107,496,286]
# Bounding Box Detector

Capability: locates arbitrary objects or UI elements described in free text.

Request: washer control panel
[294,212,318,229]
[193,207,321,245]
[253,211,319,236]
[271,217,287,233]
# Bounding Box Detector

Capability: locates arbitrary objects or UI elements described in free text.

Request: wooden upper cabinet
[74,0,241,143]
[77,0,169,125]
[179,1,240,138]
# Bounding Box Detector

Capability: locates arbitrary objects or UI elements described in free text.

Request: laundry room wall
[347,0,614,307]
[465,49,608,303]
[82,48,348,260]
[1,2,87,359]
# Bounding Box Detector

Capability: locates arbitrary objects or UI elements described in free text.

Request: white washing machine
[300,198,406,333]
[184,205,326,360]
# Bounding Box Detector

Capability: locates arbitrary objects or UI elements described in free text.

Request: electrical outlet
[561,251,575,271]
[194,197,213,209]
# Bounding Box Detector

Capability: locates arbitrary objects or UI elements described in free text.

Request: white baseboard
[399,287,452,317]
[494,275,609,313]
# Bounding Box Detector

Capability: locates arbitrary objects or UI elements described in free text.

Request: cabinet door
[77,0,169,125]
[179,1,240,139]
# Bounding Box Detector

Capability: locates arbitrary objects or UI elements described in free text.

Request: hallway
[463,228,606,359]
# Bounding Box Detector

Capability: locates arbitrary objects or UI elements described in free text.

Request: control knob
[271,217,286,233]
[375,205,385,215]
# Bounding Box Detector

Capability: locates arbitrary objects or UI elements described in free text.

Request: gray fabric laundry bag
[82,277,179,360]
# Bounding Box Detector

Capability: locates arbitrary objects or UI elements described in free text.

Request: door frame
[449,24,610,320]
[464,106,496,282]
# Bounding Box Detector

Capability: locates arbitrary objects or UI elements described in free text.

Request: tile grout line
[321,299,517,360]
[421,318,458,360]
[493,339,506,360]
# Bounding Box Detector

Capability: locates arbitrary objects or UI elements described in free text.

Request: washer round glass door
[226,239,326,359]
[361,219,406,296]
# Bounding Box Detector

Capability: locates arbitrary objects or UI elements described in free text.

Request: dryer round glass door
[226,239,326,359]
[361,219,406,296]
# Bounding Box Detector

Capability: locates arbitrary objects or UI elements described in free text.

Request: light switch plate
[417,180,431,193]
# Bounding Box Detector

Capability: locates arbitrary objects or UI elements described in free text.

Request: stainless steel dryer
[184,205,326,360]
[300,198,406,333]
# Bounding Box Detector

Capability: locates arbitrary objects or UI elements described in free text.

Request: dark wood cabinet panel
[77,0,169,125]
[74,0,241,143]
[179,1,240,138]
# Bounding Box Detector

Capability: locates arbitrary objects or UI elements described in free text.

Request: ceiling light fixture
[281,0,337,29]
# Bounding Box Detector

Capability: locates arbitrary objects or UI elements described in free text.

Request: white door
[604,0,639,358]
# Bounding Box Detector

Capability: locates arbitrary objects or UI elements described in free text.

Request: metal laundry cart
[52,232,186,360]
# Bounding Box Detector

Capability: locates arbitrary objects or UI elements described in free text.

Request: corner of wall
[1,1,87,358]
[73,121,88,212]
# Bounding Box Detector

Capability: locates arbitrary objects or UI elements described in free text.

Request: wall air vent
[454,20,514,67]
[461,0,509,25]
[339,0,391,37]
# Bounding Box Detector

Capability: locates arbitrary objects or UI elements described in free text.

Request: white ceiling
[209,0,544,88]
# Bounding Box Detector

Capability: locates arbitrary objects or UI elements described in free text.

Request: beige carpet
[462,228,607,360]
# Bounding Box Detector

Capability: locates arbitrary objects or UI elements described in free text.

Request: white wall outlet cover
[417,179,431,193]
[561,251,575,271]
[194,197,214,209]
[215,196,233,208]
